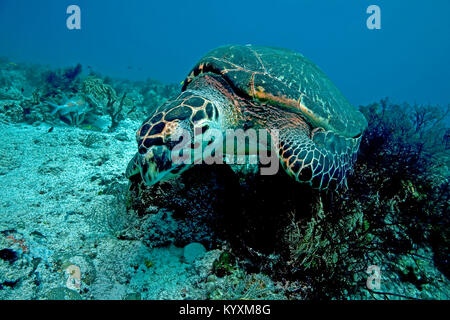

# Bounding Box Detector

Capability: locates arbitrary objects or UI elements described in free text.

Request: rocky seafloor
[0,60,449,300]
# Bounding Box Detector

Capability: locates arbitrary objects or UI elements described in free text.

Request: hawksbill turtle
[126,45,367,190]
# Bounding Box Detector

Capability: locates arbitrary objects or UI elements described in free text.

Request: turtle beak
[139,145,174,186]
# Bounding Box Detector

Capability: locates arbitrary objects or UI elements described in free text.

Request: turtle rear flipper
[276,122,360,190]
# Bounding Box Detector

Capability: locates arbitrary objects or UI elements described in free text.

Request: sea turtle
[126,45,367,190]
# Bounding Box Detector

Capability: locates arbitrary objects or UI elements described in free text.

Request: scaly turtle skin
[127,45,368,190]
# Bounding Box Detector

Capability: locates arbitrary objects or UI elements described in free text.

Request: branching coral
[82,76,135,131]
[106,91,127,132]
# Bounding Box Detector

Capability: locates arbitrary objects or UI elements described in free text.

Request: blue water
[0,0,449,107]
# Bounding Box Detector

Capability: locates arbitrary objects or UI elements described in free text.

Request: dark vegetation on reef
[328,100,449,299]
[43,63,83,96]
[355,101,449,277]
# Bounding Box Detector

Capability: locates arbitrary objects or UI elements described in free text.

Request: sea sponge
[82,76,116,103]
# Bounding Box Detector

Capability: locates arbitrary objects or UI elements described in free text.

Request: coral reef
[0,59,177,131]
[0,61,448,300]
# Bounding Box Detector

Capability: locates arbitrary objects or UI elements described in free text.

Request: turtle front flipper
[276,122,361,190]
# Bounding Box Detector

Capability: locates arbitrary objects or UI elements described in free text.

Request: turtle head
[130,114,191,187]
[129,91,221,187]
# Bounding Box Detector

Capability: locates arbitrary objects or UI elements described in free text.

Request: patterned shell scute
[188,44,368,138]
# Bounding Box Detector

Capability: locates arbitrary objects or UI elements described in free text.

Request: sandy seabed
[0,119,217,300]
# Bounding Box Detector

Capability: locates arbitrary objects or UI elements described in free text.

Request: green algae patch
[212,252,236,277]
